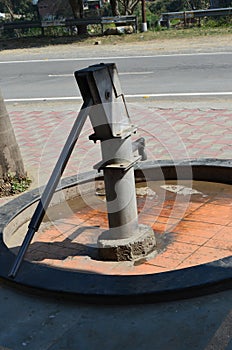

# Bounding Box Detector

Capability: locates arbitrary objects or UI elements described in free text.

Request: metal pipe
[8,100,91,278]
[141,0,147,32]
[132,137,147,161]
[101,137,139,239]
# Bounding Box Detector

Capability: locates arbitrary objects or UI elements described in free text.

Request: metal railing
[160,7,232,28]
[0,15,137,36]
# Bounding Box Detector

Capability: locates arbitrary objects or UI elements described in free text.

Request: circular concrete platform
[0,159,231,303]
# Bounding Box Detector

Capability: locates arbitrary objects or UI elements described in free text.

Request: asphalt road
[1,51,232,101]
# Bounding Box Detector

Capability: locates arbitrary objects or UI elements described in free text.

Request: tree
[0,91,25,180]
[149,0,187,16]
[110,0,120,16]
[1,0,34,19]
[68,0,84,19]
[118,0,140,15]
[2,0,14,20]
[68,0,87,34]
[187,0,209,9]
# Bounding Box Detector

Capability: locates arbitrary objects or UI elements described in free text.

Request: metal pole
[141,0,147,32]
[8,101,92,278]
[101,137,139,240]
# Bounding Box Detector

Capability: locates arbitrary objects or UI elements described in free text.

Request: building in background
[38,0,72,20]
[37,0,106,20]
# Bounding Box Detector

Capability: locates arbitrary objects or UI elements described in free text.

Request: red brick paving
[22,180,232,275]
[8,106,232,186]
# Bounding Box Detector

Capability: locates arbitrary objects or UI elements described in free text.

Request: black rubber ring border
[0,159,231,304]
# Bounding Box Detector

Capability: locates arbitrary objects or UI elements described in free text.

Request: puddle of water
[3,179,231,277]
[5,180,232,250]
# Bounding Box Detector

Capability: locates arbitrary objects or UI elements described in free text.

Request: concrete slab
[0,283,231,350]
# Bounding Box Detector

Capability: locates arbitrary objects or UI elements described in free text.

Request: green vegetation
[0,0,232,42]
[0,173,31,197]
[88,25,232,44]
[1,24,232,51]
[0,0,36,20]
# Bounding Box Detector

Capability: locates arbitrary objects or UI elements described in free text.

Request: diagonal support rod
[8,100,92,278]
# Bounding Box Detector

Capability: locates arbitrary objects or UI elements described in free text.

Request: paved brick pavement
[7,106,232,188]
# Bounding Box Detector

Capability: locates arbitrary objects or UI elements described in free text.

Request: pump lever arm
[8,100,92,279]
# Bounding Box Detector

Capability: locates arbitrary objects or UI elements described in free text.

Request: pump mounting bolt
[105,90,111,100]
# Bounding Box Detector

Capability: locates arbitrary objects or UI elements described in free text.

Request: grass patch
[0,174,31,197]
[81,25,232,44]
[1,25,232,51]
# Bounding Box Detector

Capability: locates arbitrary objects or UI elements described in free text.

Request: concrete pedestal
[98,224,156,261]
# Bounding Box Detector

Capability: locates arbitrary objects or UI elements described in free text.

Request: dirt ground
[1,32,232,58]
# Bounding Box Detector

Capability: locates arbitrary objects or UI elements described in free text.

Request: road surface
[1,51,232,101]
